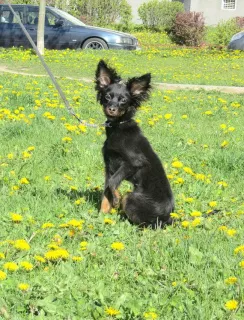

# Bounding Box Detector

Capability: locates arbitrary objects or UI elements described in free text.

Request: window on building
[222,0,236,10]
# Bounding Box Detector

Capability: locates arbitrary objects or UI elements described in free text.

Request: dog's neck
[105,119,132,128]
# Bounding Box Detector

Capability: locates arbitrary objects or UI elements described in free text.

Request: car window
[46,11,58,26]
[26,8,39,25]
[26,8,56,26]
[0,9,24,24]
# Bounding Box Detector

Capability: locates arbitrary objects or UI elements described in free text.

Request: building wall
[127,0,148,23]
[190,0,244,25]
[127,0,244,25]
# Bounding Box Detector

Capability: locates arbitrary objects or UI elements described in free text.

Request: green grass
[0,44,244,87]
[0,71,243,319]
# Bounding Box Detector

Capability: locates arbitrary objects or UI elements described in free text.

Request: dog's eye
[120,97,127,104]
[105,94,111,101]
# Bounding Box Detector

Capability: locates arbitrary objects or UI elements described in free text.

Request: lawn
[0,63,243,319]
[0,33,244,87]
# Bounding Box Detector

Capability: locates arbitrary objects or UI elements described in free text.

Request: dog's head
[95,60,151,121]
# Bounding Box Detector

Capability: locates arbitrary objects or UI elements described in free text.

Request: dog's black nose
[109,106,116,112]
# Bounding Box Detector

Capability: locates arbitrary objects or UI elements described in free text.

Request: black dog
[95,60,174,227]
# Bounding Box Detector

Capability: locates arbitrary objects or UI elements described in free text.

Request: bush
[170,11,205,46]
[206,18,241,47]
[138,0,184,32]
[236,17,244,29]
[76,0,132,27]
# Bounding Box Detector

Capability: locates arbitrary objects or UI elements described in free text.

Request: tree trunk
[37,0,46,55]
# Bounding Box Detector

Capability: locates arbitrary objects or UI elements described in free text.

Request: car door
[25,6,71,49]
[44,9,71,49]
[0,5,25,48]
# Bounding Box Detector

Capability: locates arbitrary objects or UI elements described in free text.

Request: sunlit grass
[0,41,244,87]
[0,70,243,318]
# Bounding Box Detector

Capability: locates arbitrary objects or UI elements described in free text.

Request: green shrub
[138,0,184,32]
[170,11,205,46]
[206,18,241,47]
[75,0,132,27]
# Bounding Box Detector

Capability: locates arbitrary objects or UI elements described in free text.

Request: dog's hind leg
[122,193,156,226]
[122,193,172,227]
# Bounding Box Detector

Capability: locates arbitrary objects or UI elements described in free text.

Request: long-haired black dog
[95,60,174,227]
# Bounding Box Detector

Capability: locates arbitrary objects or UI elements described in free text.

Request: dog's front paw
[112,190,120,208]
[100,196,112,213]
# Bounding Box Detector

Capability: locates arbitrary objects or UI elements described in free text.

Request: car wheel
[82,38,108,50]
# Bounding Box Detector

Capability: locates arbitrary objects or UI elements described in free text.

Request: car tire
[82,38,108,50]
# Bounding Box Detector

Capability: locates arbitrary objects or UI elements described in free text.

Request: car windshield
[51,7,86,26]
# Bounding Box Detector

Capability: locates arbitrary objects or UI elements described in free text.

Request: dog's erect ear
[95,60,121,90]
[127,73,151,106]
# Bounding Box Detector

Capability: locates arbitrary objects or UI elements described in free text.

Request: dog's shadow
[56,187,102,211]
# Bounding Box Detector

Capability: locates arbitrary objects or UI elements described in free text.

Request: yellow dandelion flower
[12,185,20,191]
[170,213,180,219]
[110,208,117,214]
[3,262,19,271]
[221,140,229,148]
[172,160,183,168]
[20,261,34,271]
[144,311,158,319]
[184,197,194,203]
[218,225,228,231]
[234,245,244,255]
[209,201,217,208]
[218,181,228,188]
[164,113,172,120]
[74,197,86,205]
[63,174,73,180]
[183,167,194,175]
[204,110,213,115]
[22,151,32,159]
[0,252,5,260]
[226,229,237,237]
[18,283,29,291]
[80,241,88,250]
[104,218,115,224]
[72,256,83,262]
[27,146,35,151]
[239,260,244,268]
[11,213,23,223]
[225,300,238,310]
[0,270,7,281]
[44,176,51,181]
[190,211,202,217]
[62,136,72,143]
[19,177,29,185]
[182,115,188,119]
[181,221,190,228]
[225,277,238,285]
[105,307,120,316]
[14,239,30,251]
[191,218,201,227]
[42,222,55,229]
[172,281,177,286]
[7,153,14,159]
[174,177,184,184]
[67,219,83,228]
[195,173,206,181]
[111,242,125,251]
[44,248,69,261]
[34,255,46,263]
